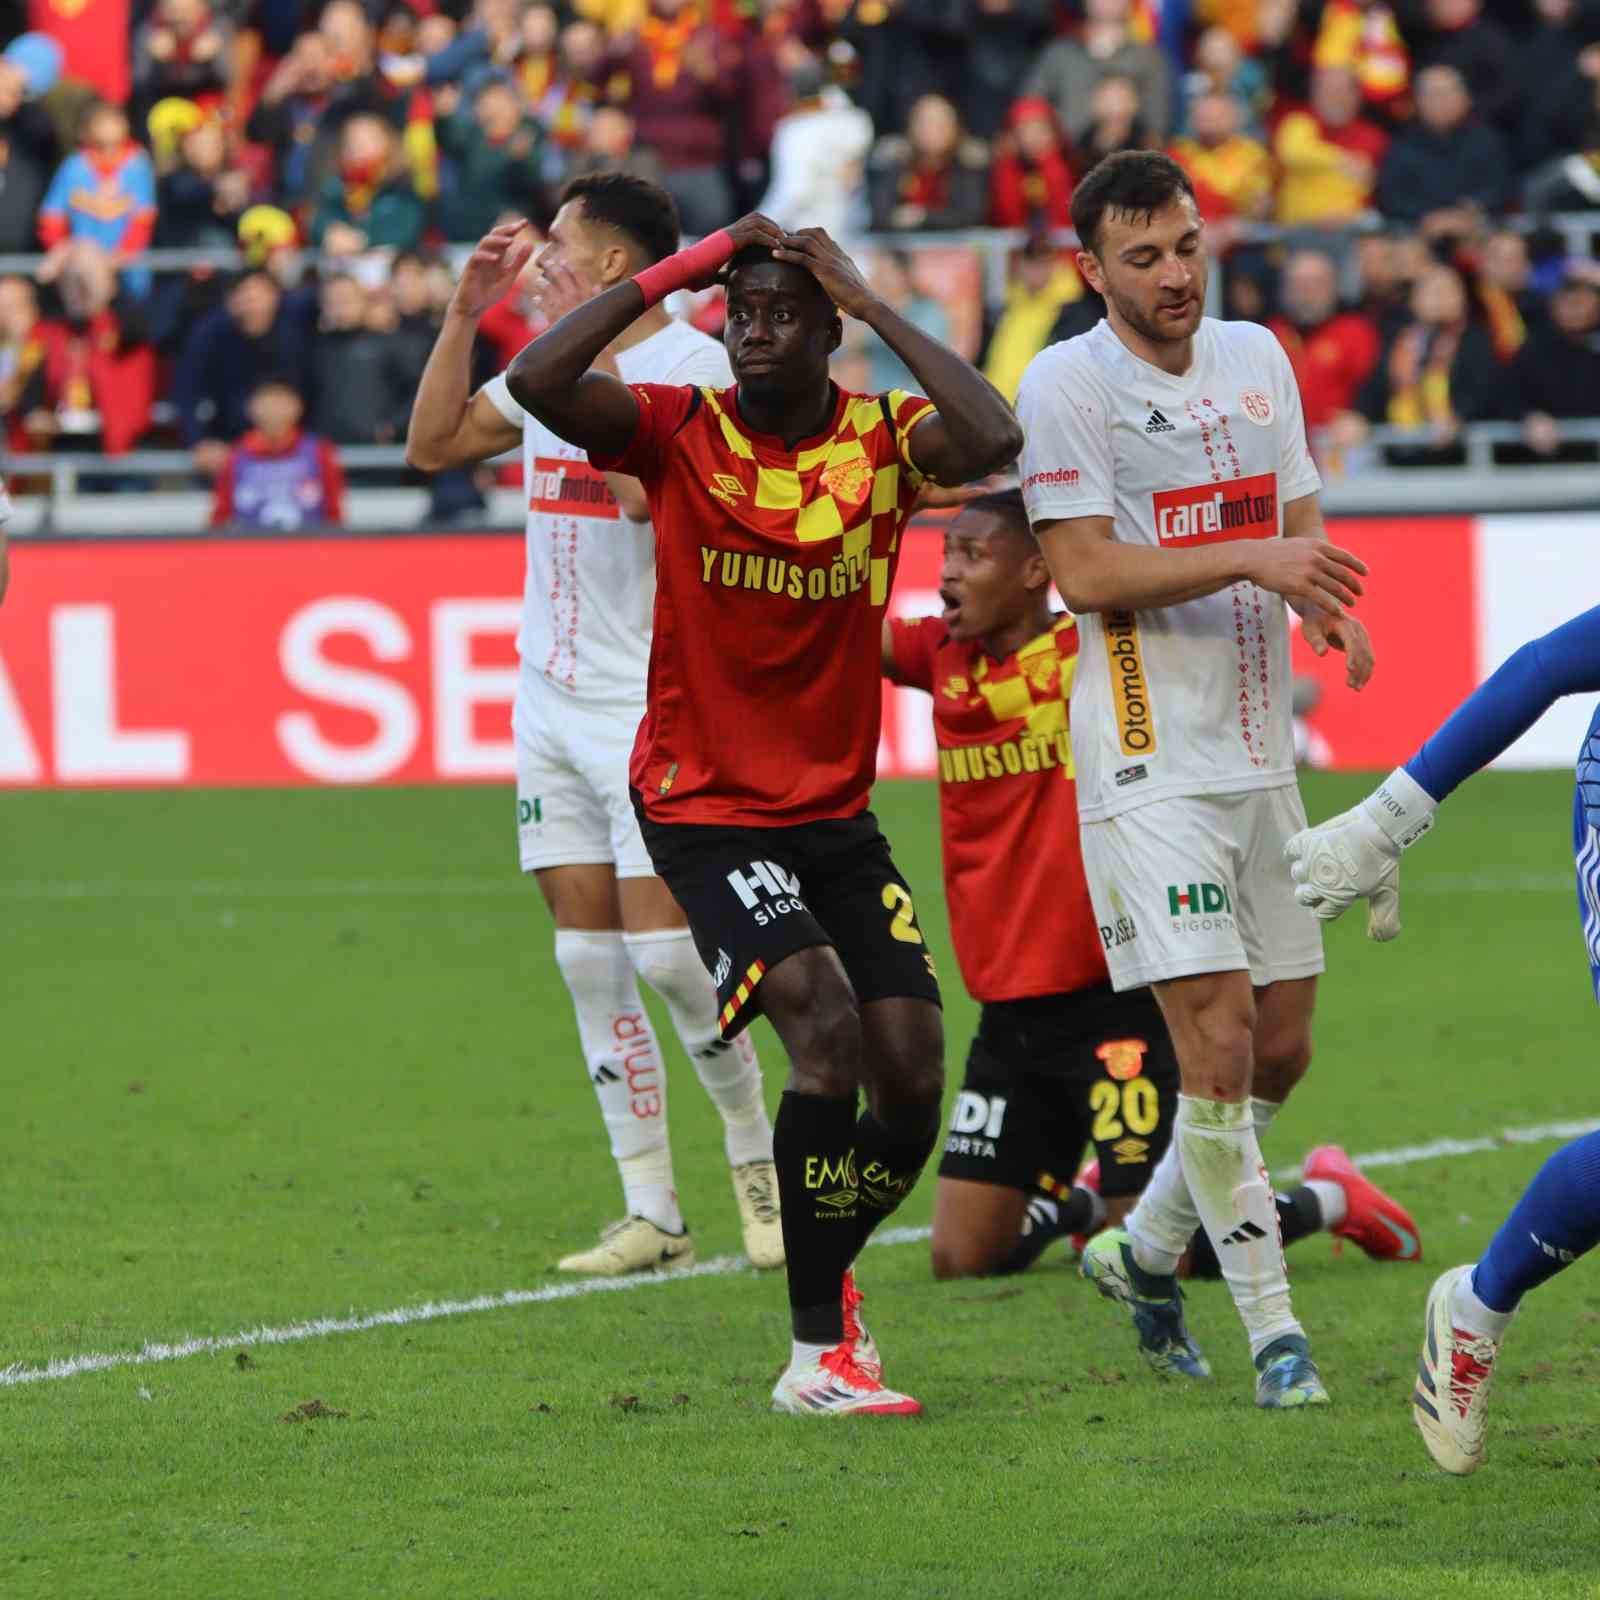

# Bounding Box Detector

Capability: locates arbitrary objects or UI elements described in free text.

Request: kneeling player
[885,491,1419,1281]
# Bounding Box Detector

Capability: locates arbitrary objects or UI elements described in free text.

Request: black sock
[996,1186,1098,1275]
[772,1090,859,1345]
[850,1109,940,1258]
[1187,1186,1324,1280]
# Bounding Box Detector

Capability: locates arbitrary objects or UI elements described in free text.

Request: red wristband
[633,229,736,309]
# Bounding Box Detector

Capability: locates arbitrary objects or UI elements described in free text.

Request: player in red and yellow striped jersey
[887,490,1419,1284]
[506,212,1022,1415]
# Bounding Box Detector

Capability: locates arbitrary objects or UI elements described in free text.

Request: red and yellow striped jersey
[888,613,1110,1002]
[596,382,933,826]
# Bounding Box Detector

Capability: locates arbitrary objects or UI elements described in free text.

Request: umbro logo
[707,472,746,506]
[1219,1219,1269,1247]
[1144,408,1175,434]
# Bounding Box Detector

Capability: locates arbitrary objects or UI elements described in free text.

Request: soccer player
[407,175,783,1276]
[1015,150,1376,1407]
[504,212,1022,1414]
[890,490,1417,1282]
[1287,604,1600,1474]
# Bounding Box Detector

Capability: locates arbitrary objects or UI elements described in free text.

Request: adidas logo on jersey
[1144,408,1175,434]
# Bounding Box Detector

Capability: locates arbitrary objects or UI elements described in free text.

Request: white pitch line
[4,1118,1596,1390]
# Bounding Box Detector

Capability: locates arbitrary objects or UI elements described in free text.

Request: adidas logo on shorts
[1144,408,1175,434]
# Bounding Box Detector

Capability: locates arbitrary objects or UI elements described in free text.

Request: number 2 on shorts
[881,883,924,944]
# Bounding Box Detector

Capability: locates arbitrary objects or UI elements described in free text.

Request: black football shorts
[937,985,1178,1199]
[631,793,941,1039]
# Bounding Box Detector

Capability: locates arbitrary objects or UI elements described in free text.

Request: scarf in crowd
[1477,281,1526,362]
[640,5,703,88]
[1386,323,1461,429]
[1314,0,1409,103]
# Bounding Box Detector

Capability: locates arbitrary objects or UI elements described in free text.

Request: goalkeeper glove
[1283,767,1438,942]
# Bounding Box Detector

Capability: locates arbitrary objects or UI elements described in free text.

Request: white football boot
[1413,1264,1501,1476]
[731,1160,784,1268]
[770,1341,921,1417]
[555,1217,695,1276]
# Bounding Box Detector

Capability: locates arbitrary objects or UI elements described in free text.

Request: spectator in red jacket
[212,377,346,531]
[29,239,156,457]
[1268,248,1380,436]
[989,96,1073,231]
[616,0,740,234]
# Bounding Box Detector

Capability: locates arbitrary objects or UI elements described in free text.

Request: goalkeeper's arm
[1286,604,1600,940]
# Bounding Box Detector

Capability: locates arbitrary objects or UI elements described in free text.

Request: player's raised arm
[508,213,786,461]
[1287,603,1600,940]
[406,222,530,472]
[771,229,1022,484]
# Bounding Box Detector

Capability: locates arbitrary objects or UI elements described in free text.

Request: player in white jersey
[1015,152,1376,1407]
[407,174,781,1275]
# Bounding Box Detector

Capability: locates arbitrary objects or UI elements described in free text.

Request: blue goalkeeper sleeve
[1405,605,1600,803]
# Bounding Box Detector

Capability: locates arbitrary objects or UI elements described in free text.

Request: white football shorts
[1080,786,1325,991]
[514,672,654,878]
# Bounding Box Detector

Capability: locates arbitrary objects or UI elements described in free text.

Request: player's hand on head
[724,213,786,256]
[454,221,536,319]
[1247,538,1366,617]
[1284,807,1402,942]
[772,228,874,318]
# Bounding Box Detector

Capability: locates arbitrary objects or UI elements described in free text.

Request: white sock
[553,929,681,1232]
[1305,1178,1348,1229]
[624,927,773,1166]
[1077,1184,1107,1232]
[1250,1096,1283,1135]
[791,1338,837,1370]
[1452,1269,1515,1340]
[1175,1094,1303,1357]
[1125,1140,1200,1279]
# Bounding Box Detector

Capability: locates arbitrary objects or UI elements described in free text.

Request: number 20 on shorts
[1089,1077,1160,1141]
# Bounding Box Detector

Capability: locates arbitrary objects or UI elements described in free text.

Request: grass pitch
[3,773,1597,1600]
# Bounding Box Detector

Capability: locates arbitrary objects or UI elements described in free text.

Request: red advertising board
[0,519,1480,788]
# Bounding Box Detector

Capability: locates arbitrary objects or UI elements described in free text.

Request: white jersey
[483,319,732,722]
[1017,317,1322,823]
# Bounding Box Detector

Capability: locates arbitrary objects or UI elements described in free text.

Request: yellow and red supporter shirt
[595,383,933,827]
[886,614,1110,1003]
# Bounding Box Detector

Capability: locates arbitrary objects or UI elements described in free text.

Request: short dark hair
[249,376,302,402]
[724,243,833,308]
[1070,151,1197,255]
[559,171,680,266]
[959,487,1034,545]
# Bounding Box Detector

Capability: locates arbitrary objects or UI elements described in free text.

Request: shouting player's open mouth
[940,587,964,629]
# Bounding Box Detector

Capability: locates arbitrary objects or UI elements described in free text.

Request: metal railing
[9,416,1600,536]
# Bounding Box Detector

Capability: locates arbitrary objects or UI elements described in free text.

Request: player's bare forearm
[406,306,518,471]
[855,298,1022,483]
[505,283,645,459]
[1039,518,1257,614]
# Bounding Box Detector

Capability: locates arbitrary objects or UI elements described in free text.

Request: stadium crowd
[0,0,1597,517]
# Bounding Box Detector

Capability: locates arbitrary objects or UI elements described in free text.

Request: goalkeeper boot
[731,1160,784,1268]
[1303,1144,1422,1262]
[841,1268,880,1381]
[770,1341,922,1417]
[1412,1264,1499,1475]
[1081,1228,1212,1380]
[1254,1333,1331,1408]
[555,1216,695,1276]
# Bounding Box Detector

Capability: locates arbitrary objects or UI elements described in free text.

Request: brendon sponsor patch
[1151,471,1277,549]
[1103,611,1155,757]
[530,457,620,520]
